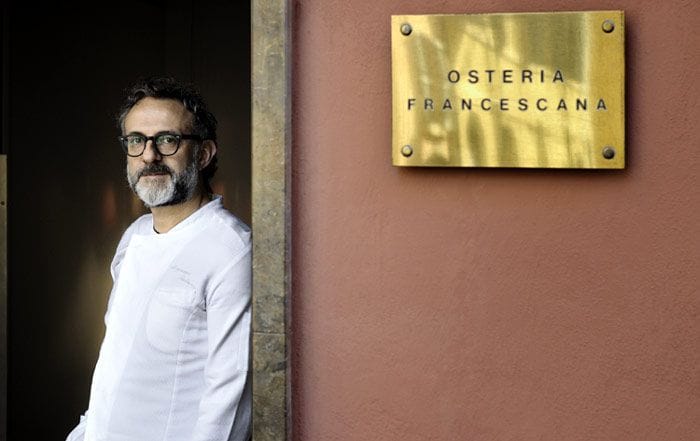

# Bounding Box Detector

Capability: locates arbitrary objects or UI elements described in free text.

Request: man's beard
[127,160,199,208]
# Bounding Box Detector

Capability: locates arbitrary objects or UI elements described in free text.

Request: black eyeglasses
[118,133,202,157]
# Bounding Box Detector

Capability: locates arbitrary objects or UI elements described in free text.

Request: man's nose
[141,139,162,162]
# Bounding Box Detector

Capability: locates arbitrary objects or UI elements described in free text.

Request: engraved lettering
[553,70,564,83]
[405,96,603,112]
[444,69,567,84]
[447,70,460,83]
[503,70,513,83]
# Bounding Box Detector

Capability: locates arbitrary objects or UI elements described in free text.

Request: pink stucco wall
[291,1,700,439]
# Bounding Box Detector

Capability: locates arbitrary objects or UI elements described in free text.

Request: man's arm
[191,247,252,441]
[64,222,136,441]
[65,412,87,441]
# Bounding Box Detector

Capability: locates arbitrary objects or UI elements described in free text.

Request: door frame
[251,1,292,439]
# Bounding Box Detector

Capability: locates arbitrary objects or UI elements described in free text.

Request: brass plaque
[392,11,625,168]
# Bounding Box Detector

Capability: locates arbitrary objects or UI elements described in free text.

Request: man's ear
[198,140,217,170]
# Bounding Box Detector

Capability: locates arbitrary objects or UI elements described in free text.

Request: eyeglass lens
[123,134,180,156]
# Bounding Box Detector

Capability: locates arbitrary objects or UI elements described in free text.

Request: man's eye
[128,136,144,145]
[158,135,178,145]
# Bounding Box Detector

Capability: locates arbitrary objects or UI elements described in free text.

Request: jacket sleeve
[191,246,252,441]
[65,220,137,441]
[65,412,87,441]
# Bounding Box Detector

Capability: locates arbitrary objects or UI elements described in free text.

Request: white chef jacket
[66,196,251,441]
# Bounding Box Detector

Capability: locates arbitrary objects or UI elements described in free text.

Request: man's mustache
[137,164,174,180]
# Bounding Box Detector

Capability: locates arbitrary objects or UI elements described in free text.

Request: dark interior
[2,1,251,438]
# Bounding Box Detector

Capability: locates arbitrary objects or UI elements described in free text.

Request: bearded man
[66,77,251,441]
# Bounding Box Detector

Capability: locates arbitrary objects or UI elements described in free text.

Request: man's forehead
[124,97,193,132]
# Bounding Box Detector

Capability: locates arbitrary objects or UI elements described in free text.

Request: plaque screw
[401,145,413,157]
[400,23,412,36]
[602,146,616,159]
[602,19,615,33]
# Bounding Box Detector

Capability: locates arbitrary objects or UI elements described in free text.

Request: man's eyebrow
[123,130,180,137]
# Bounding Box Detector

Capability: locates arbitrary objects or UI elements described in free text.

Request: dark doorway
[3,1,251,439]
